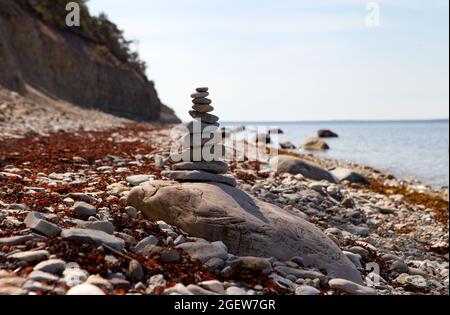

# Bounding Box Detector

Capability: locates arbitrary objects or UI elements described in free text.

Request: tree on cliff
[24,0,146,75]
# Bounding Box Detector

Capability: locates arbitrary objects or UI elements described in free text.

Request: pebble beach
[0,87,448,296]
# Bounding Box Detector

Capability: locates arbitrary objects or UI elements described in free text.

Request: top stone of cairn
[196,87,209,93]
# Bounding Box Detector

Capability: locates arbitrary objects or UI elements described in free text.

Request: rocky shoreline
[0,115,448,295]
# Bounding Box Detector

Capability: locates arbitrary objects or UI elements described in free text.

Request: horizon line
[219,118,450,124]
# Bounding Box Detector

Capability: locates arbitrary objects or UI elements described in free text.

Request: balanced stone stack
[162,87,237,187]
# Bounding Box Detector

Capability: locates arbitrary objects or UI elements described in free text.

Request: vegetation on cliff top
[24,0,147,76]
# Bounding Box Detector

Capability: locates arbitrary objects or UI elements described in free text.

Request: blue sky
[88,0,449,122]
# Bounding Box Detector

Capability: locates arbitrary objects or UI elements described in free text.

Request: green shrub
[94,44,109,58]
[24,0,147,75]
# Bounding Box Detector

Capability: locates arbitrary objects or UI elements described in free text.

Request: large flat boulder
[270,155,338,183]
[127,181,362,284]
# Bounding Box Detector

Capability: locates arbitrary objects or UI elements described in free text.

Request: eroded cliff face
[0,0,178,122]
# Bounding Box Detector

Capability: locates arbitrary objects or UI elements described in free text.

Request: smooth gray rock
[8,250,49,263]
[300,137,330,151]
[228,257,272,274]
[344,224,370,237]
[140,245,180,263]
[192,104,214,113]
[66,284,105,295]
[33,259,66,274]
[189,111,219,124]
[191,91,209,99]
[295,285,321,295]
[128,260,144,283]
[61,228,125,250]
[192,98,212,105]
[161,170,237,187]
[317,129,339,138]
[72,202,97,217]
[226,287,247,295]
[134,235,158,253]
[27,270,59,283]
[176,241,228,263]
[126,175,152,186]
[275,266,328,284]
[396,274,429,290]
[128,181,362,284]
[77,220,114,235]
[172,161,229,174]
[187,284,218,295]
[178,132,221,148]
[24,212,61,237]
[270,156,338,183]
[330,168,370,185]
[343,251,363,269]
[65,193,98,204]
[185,121,220,134]
[329,278,377,295]
[196,87,209,93]
[173,145,226,163]
[199,280,225,294]
[0,287,28,295]
[0,235,34,246]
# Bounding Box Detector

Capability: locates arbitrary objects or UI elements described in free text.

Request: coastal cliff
[0,0,179,123]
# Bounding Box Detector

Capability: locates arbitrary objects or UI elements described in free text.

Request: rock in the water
[279,141,296,150]
[270,156,337,183]
[128,181,362,284]
[176,241,228,263]
[66,284,105,295]
[72,202,97,217]
[189,111,219,124]
[24,212,62,237]
[329,278,376,295]
[330,167,370,185]
[61,228,125,250]
[172,161,229,174]
[161,170,237,187]
[300,137,330,151]
[317,129,339,138]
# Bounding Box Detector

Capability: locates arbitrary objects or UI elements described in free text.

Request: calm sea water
[222,120,449,188]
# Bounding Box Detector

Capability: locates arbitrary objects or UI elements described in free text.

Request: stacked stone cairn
[162,87,237,187]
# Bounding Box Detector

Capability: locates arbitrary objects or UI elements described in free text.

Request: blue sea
[222,120,449,188]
